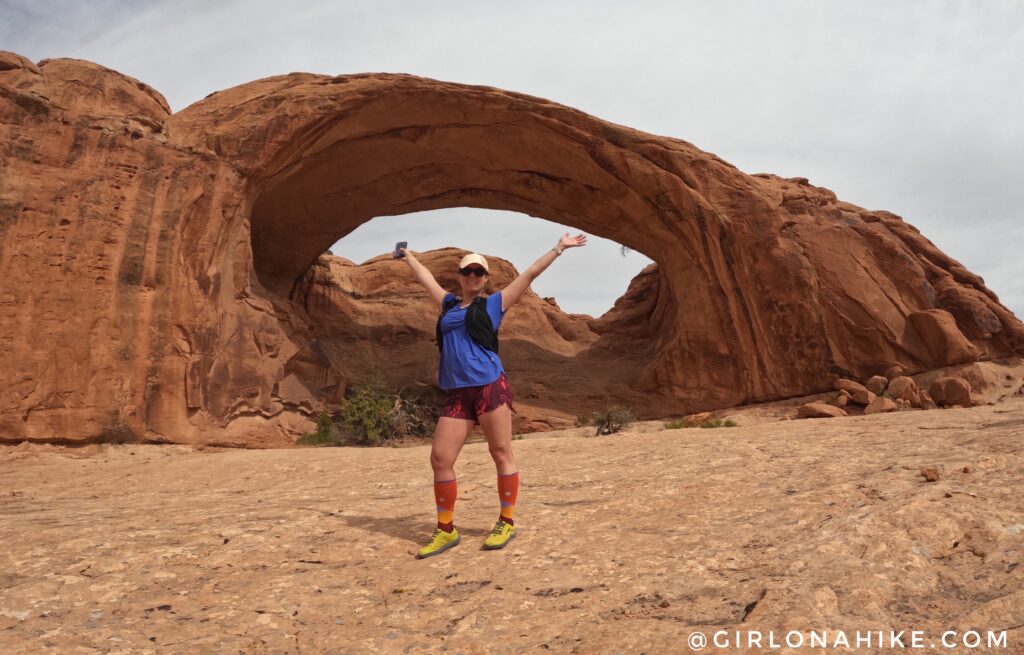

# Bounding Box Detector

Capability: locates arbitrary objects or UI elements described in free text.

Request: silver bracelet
[552,245,563,256]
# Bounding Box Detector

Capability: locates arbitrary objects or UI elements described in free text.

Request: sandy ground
[2,399,1023,654]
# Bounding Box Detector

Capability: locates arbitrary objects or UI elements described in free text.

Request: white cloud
[4,0,1022,318]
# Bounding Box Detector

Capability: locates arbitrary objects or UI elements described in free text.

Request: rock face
[292,249,636,432]
[1,52,1023,446]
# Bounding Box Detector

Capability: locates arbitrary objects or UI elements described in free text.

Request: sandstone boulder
[797,402,848,419]
[887,376,921,405]
[930,377,973,408]
[683,411,713,426]
[884,363,905,380]
[865,375,888,396]
[918,389,938,410]
[835,379,876,406]
[864,396,897,415]
[912,359,1024,406]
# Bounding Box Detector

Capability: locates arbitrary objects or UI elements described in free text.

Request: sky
[3,1,1022,318]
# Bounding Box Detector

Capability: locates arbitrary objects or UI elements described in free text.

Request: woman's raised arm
[400,248,449,309]
[501,233,587,313]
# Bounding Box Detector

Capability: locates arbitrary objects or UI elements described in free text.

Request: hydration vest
[435,295,499,354]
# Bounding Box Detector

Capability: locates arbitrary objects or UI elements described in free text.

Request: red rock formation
[1,51,1022,446]
[292,249,615,432]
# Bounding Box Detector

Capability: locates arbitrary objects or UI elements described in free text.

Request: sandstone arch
[1,51,1021,446]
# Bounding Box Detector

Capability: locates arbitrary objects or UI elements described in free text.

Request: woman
[399,232,587,558]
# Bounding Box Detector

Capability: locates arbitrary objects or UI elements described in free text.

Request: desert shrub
[296,410,343,446]
[576,414,591,427]
[663,420,686,430]
[335,376,440,446]
[593,405,636,436]
[390,388,441,439]
[337,378,398,445]
[698,418,738,429]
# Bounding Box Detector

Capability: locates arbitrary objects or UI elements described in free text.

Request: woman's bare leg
[480,402,519,533]
[430,416,474,480]
[479,403,516,475]
[418,416,474,555]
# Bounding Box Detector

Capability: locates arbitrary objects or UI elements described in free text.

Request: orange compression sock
[434,478,457,532]
[497,471,519,526]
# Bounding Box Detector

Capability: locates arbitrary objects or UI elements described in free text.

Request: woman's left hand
[559,233,588,249]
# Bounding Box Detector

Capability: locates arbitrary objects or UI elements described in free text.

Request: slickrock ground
[2,399,1023,654]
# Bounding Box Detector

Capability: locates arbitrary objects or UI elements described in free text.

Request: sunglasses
[459,267,487,277]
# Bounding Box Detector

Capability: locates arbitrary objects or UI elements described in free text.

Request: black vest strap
[435,295,499,354]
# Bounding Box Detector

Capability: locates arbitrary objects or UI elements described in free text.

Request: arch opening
[245,109,692,426]
[327,207,654,317]
[281,208,663,429]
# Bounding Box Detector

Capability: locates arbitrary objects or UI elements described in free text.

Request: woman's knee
[488,442,515,462]
[430,417,471,469]
[430,448,457,471]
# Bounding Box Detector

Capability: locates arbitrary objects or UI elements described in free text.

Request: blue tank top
[438,292,506,390]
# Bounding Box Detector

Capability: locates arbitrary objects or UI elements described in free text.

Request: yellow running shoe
[416,527,460,559]
[482,519,517,550]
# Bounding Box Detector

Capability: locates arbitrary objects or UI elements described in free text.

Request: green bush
[659,417,739,431]
[295,374,442,447]
[698,418,738,429]
[576,414,591,427]
[297,410,342,446]
[338,379,396,445]
[593,405,636,436]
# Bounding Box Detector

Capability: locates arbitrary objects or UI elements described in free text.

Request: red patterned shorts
[440,372,514,425]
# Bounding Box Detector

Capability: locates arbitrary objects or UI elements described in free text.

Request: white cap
[458,253,489,272]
